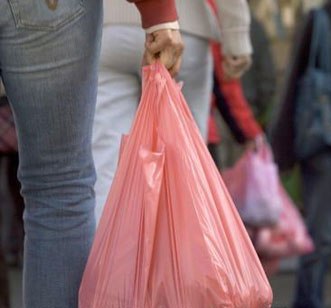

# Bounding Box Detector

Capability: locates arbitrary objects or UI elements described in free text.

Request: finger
[222,62,237,78]
[145,33,154,44]
[229,70,244,79]
[143,50,156,66]
[159,48,176,69]
[223,60,249,79]
[228,58,246,69]
[146,31,171,55]
[225,56,250,69]
[168,57,182,77]
[222,63,231,80]
[222,65,241,80]
[233,63,251,77]
[224,55,241,66]
[222,66,235,81]
[224,73,240,81]
[237,57,252,70]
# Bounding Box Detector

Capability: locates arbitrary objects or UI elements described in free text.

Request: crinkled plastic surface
[222,145,282,227]
[79,63,273,308]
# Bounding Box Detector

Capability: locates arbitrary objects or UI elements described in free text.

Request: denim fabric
[0,0,103,307]
[294,150,331,308]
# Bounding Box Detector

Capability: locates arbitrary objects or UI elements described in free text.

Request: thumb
[143,50,157,66]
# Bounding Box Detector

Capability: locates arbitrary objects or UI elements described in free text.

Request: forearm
[128,0,178,29]
[212,44,262,143]
[216,0,252,56]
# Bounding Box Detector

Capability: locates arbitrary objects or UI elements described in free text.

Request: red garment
[129,0,178,28]
[209,44,262,144]
[208,97,221,144]
[206,0,262,144]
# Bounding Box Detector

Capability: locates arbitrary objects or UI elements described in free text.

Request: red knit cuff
[244,122,263,141]
[130,0,178,29]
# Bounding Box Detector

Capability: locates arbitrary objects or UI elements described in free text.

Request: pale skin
[143,29,251,79]
[143,29,184,77]
[143,27,258,147]
[223,54,252,80]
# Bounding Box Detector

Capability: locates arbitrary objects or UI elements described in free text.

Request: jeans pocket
[8,0,85,31]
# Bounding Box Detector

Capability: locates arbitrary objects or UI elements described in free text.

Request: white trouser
[93,25,213,223]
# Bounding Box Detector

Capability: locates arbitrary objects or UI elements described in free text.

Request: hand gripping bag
[222,144,282,227]
[79,63,273,308]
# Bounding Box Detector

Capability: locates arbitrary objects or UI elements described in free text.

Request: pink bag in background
[254,182,314,259]
[79,63,273,308]
[222,144,282,227]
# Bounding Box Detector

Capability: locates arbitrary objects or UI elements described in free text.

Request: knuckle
[165,35,172,44]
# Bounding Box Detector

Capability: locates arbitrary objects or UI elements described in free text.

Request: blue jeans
[0,1,103,307]
[294,150,331,308]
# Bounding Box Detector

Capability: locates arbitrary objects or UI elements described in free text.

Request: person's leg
[93,26,143,223]
[0,167,10,308]
[293,150,331,308]
[177,34,213,141]
[0,156,14,262]
[4,154,24,267]
[0,247,10,308]
[0,1,103,307]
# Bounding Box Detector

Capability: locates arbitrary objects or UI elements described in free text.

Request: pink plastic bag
[254,182,314,259]
[222,144,282,227]
[79,63,272,308]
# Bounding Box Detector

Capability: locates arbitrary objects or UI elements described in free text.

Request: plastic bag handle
[253,138,274,163]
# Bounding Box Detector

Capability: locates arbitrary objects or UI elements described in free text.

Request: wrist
[145,21,180,34]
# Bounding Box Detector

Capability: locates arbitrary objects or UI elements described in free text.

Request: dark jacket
[242,14,277,119]
[270,3,331,171]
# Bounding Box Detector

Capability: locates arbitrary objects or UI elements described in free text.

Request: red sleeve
[212,43,262,143]
[208,99,222,144]
[128,0,178,28]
